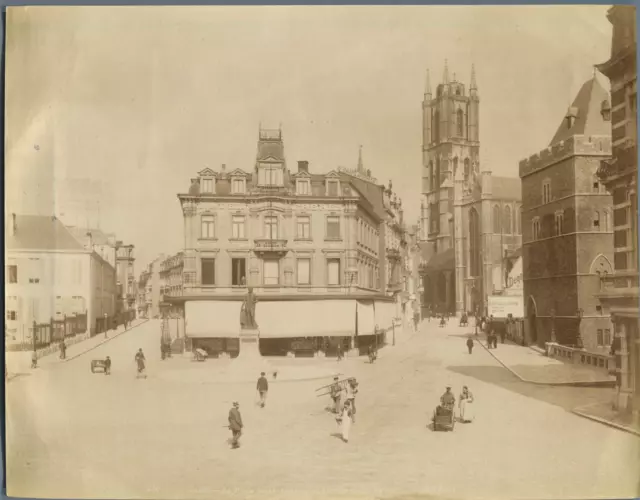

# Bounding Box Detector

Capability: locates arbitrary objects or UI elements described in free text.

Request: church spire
[357,145,364,173]
[470,63,478,95]
[443,59,450,85]
[424,69,432,99]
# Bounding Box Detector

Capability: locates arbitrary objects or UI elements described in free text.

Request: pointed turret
[357,145,364,173]
[443,59,450,85]
[424,69,432,99]
[470,64,478,97]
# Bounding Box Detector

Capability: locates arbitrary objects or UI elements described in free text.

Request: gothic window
[504,206,512,234]
[542,180,551,204]
[532,218,541,240]
[554,210,564,236]
[493,205,501,233]
[433,110,440,143]
[602,210,610,232]
[464,158,470,182]
[468,209,481,277]
[456,109,464,137]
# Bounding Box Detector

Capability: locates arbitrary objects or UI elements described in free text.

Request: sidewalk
[6,319,149,377]
[477,334,615,386]
[572,402,640,437]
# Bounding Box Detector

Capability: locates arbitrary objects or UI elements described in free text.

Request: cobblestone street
[6,319,640,500]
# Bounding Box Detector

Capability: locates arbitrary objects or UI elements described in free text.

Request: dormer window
[326,179,340,197]
[231,178,246,194]
[296,179,311,195]
[201,178,215,193]
[258,164,284,186]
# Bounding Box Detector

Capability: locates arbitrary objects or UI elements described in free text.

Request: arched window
[493,205,501,233]
[593,211,601,230]
[464,158,470,181]
[433,110,440,143]
[504,206,512,234]
[456,109,464,137]
[602,210,609,231]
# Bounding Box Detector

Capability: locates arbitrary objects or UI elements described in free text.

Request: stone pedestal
[239,328,261,359]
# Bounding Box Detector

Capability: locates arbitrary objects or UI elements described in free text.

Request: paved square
[6,320,640,499]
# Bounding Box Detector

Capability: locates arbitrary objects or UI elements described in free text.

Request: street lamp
[576,308,584,349]
[550,308,556,343]
[104,312,108,339]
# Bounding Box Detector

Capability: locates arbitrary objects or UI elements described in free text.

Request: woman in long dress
[337,400,354,443]
[458,386,475,423]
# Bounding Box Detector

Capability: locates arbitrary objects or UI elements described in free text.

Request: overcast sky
[5,5,612,269]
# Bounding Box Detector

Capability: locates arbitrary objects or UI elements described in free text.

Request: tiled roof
[549,77,610,146]
[6,215,86,252]
[342,174,387,220]
[491,176,521,201]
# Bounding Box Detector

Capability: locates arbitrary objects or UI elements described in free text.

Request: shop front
[185,300,242,358]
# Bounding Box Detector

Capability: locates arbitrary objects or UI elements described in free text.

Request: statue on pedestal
[240,287,258,330]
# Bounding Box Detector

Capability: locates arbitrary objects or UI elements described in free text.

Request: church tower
[420,61,480,314]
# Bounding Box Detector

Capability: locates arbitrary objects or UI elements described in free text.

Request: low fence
[545,342,613,374]
[93,309,136,336]
[5,313,88,352]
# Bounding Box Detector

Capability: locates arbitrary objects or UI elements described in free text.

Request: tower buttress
[469,64,480,142]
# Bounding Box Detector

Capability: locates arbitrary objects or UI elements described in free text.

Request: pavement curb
[477,339,614,387]
[63,319,150,362]
[571,405,640,437]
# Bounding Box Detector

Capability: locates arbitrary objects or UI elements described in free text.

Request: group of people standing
[437,385,476,423]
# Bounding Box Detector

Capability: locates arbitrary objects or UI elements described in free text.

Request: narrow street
[6,319,640,500]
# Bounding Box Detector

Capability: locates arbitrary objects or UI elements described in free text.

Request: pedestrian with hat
[330,376,342,414]
[228,402,243,449]
[256,372,269,408]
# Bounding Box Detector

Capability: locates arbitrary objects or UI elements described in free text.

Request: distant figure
[500,328,506,344]
[135,348,146,375]
[256,372,269,408]
[466,337,474,354]
[439,316,446,328]
[59,340,67,360]
[459,386,475,423]
[413,311,420,331]
[336,400,354,443]
[330,376,342,414]
[31,351,38,369]
[228,402,243,449]
[336,343,344,361]
[104,356,112,375]
[345,378,359,423]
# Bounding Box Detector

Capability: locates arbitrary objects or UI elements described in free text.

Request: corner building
[419,62,522,316]
[175,128,399,357]
[595,4,639,417]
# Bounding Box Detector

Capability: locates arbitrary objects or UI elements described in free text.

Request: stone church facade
[418,62,522,316]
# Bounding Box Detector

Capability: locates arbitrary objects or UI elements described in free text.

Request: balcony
[597,271,639,296]
[387,248,401,261]
[253,238,288,257]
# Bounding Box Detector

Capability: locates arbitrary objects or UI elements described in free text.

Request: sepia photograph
[4,5,639,500]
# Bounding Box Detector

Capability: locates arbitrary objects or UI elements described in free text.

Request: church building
[418,62,522,316]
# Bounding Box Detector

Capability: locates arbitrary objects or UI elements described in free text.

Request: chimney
[297,161,309,173]
[11,213,16,236]
[221,164,226,172]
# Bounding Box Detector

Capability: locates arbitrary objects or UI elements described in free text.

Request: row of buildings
[136,132,421,357]
[5,214,137,346]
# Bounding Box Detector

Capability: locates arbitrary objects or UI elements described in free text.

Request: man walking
[228,402,243,449]
[336,342,343,362]
[104,356,112,375]
[466,337,474,354]
[256,372,269,408]
[59,339,67,360]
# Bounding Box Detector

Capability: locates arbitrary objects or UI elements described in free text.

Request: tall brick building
[519,76,613,349]
[419,62,522,316]
[595,4,638,417]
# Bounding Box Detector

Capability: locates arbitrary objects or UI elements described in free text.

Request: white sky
[5,5,612,269]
